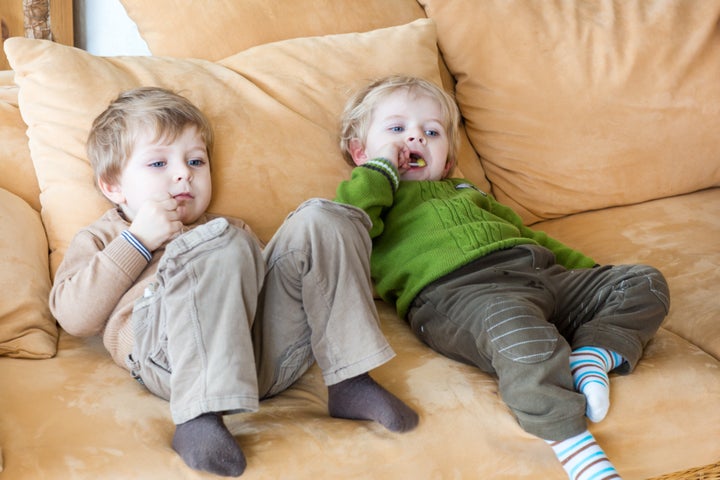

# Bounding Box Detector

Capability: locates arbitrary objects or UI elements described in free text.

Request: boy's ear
[97,178,125,205]
[348,138,368,166]
[442,157,455,178]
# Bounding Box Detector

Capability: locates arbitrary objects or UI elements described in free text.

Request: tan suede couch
[1,1,719,479]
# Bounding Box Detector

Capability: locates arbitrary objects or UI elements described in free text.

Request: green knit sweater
[335,158,596,318]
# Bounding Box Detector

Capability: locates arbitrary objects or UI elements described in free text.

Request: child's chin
[403,171,432,181]
[178,209,200,225]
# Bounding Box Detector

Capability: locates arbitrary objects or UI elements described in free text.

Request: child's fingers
[153,194,178,211]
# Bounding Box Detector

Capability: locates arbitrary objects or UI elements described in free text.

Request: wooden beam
[24,0,52,40]
[1,0,73,71]
[50,0,73,46]
[0,0,26,70]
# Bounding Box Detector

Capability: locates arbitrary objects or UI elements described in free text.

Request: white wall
[74,0,151,56]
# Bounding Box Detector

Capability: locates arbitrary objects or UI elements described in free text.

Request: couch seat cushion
[535,187,720,361]
[0,306,718,479]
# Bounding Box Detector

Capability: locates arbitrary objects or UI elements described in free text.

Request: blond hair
[87,87,214,187]
[339,75,461,171]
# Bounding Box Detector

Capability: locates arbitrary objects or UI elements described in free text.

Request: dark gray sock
[172,412,246,477]
[327,373,419,432]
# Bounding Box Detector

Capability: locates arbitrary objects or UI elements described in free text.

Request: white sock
[570,346,624,422]
[547,430,622,480]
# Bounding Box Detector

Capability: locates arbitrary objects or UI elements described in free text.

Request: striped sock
[547,430,622,480]
[570,346,624,422]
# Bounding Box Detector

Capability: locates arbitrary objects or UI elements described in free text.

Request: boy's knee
[483,298,558,364]
[290,198,372,234]
[228,226,262,254]
[265,199,373,273]
[627,264,670,313]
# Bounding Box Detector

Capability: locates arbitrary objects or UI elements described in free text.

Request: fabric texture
[116,0,491,193]
[537,187,720,361]
[119,0,427,60]
[420,0,720,223]
[0,86,40,211]
[548,430,620,480]
[335,164,596,318]
[254,198,394,396]
[407,246,667,439]
[128,218,264,424]
[2,2,719,478]
[4,19,485,277]
[0,187,56,358]
[49,208,254,368]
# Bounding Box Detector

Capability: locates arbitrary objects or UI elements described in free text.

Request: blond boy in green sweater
[335,75,669,480]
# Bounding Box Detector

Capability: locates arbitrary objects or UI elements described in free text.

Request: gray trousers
[128,199,394,424]
[407,244,669,441]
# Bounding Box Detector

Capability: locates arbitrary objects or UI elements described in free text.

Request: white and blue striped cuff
[120,230,152,262]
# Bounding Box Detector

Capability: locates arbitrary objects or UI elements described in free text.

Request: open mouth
[408,153,426,168]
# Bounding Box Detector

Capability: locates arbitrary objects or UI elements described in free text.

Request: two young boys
[51,77,669,480]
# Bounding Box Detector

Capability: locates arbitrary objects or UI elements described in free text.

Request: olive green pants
[407,244,669,440]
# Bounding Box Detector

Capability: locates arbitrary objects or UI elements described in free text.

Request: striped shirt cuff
[362,158,399,192]
[120,230,152,262]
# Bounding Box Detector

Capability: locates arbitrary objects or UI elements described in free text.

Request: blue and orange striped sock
[547,430,621,480]
[570,346,624,422]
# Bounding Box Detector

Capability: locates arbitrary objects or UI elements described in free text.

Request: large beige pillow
[117,0,489,190]
[5,19,484,277]
[119,0,427,60]
[421,0,720,223]
[0,82,41,211]
[0,187,56,358]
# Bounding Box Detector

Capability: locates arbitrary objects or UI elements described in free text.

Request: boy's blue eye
[390,126,404,133]
[149,161,165,168]
[188,159,205,167]
[426,130,440,137]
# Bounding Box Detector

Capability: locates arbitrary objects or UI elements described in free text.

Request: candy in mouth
[408,154,426,168]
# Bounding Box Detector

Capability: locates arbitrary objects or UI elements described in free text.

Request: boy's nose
[407,133,426,145]
[173,166,192,182]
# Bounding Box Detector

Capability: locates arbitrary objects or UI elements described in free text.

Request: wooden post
[49,0,73,46]
[1,1,73,70]
[23,0,52,40]
[1,19,9,43]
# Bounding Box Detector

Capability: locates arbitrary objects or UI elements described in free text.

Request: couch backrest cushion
[421,0,720,224]
[0,75,41,211]
[119,0,427,61]
[5,19,482,276]
[0,187,56,358]
[117,0,489,192]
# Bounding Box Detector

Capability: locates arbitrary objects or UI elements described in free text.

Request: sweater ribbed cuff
[362,158,399,192]
[101,236,152,287]
[121,230,152,262]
